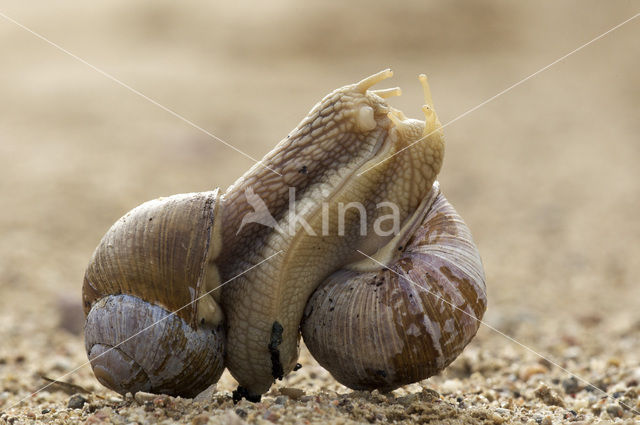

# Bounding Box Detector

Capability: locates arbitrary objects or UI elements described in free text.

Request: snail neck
[345,182,440,272]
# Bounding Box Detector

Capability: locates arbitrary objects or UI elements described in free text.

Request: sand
[0,1,639,423]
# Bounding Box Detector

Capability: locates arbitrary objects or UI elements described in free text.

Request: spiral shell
[82,190,225,397]
[301,185,486,391]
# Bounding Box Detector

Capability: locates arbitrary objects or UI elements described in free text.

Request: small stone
[563,346,582,359]
[562,377,581,394]
[495,408,510,416]
[263,410,280,423]
[191,413,210,425]
[220,410,246,425]
[194,384,217,403]
[279,387,305,400]
[606,404,623,418]
[607,357,622,368]
[534,384,565,407]
[134,391,158,404]
[67,394,87,409]
[541,416,552,425]
[573,398,589,410]
[440,379,462,393]
[274,395,288,405]
[41,408,50,414]
[520,364,549,381]
[152,396,169,408]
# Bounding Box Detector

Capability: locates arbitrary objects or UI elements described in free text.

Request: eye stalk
[419,74,443,137]
[383,73,443,149]
[355,68,394,93]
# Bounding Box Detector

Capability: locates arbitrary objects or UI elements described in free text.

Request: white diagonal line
[3,250,282,411]
[356,249,639,415]
[357,12,640,176]
[0,10,282,177]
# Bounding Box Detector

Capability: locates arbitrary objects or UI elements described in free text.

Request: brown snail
[82,191,226,397]
[82,70,486,399]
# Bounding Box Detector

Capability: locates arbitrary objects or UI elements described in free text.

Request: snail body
[219,70,449,397]
[82,70,486,399]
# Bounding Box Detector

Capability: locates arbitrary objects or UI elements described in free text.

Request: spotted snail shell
[81,70,487,399]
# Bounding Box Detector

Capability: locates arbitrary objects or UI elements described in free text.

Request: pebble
[607,357,622,368]
[440,379,462,393]
[605,404,623,418]
[534,384,565,407]
[563,346,582,359]
[562,377,580,394]
[572,398,589,410]
[397,393,418,406]
[134,391,159,404]
[275,395,289,405]
[520,364,549,381]
[279,387,305,400]
[263,410,280,422]
[67,394,87,409]
[221,410,247,425]
[191,413,210,424]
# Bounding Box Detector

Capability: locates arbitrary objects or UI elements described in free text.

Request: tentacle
[355,69,394,93]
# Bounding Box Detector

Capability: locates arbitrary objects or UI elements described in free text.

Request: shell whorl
[301,184,487,391]
[85,294,224,397]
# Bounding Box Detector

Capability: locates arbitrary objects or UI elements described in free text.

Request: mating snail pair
[82,69,487,401]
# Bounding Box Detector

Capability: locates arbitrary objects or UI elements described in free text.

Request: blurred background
[0,0,638,417]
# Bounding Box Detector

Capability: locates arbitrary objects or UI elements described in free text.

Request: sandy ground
[1,1,639,424]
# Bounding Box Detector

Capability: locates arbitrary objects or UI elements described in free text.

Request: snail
[82,191,226,397]
[82,69,486,400]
